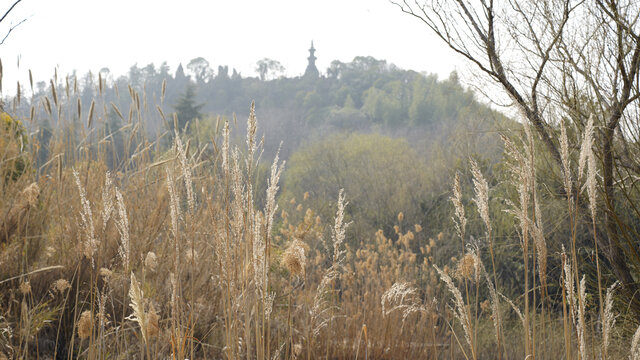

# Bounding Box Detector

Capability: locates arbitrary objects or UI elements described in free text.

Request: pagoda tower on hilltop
[303,41,319,79]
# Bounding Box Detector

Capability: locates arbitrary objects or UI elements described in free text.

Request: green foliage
[173,85,204,132]
[282,133,433,239]
[0,111,30,183]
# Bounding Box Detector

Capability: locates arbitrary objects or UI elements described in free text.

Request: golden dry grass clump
[282,239,306,277]
[77,310,93,340]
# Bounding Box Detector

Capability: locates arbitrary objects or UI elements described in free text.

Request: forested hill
[9,56,508,158]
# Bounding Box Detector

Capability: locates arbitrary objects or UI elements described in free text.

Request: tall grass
[0,73,639,359]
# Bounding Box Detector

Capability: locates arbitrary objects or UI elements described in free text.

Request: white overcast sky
[1,0,464,95]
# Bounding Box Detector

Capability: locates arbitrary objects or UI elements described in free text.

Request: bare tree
[0,0,26,45]
[392,0,640,313]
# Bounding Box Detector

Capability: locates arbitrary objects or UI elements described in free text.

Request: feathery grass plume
[470,159,491,236]
[87,100,95,128]
[231,148,246,241]
[434,265,473,354]
[246,101,258,167]
[43,96,52,116]
[102,172,114,231]
[381,282,426,323]
[577,275,587,360]
[531,201,547,293]
[19,281,31,296]
[128,272,148,344]
[498,292,526,331]
[114,188,130,271]
[73,169,97,264]
[110,102,124,122]
[169,272,179,334]
[146,303,159,339]
[586,138,598,220]
[221,119,230,174]
[310,269,338,338]
[97,288,108,330]
[264,144,285,239]
[77,310,93,340]
[578,114,595,182]
[451,173,467,242]
[563,246,588,359]
[50,79,58,106]
[632,324,640,360]
[166,167,181,242]
[604,282,619,359]
[161,79,166,102]
[75,97,81,121]
[310,190,350,338]
[145,252,158,272]
[252,212,266,296]
[560,118,572,199]
[501,132,532,248]
[332,189,349,262]
[98,72,103,96]
[52,279,71,294]
[562,246,576,316]
[264,292,275,321]
[174,130,194,213]
[99,267,113,279]
[479,255,502,346]
[455,253,476,281]
[282,239,306,277]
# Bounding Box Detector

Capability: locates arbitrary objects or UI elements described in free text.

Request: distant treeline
[6,56,510,165]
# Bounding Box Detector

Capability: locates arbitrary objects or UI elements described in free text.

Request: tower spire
[304,41,319,79]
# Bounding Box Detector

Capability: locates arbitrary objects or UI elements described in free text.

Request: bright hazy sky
[1,0,463,95]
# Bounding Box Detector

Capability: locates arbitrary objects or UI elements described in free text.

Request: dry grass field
[1,79,640,360]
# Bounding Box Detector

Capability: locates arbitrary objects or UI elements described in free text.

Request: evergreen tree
[172,84,203,132]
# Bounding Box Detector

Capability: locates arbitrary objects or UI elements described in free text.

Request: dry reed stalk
[222,119,230,174]
[43,96,52,116]
[128,272,148,345]
[603,282,618,359]
[451,173,466,246]
[252,212,266,296]
[174,131,194,213]
[434,265,475,360]
[110,103,124,122]
[87,100,95,128]
[101,172,114,230]
[559,118,572,200]
[114,188,130,271]
[50,79,57,106]
[578,114,594,182]
[73,169,97,265]
[309,190,349,347]
[631,324,640,360]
